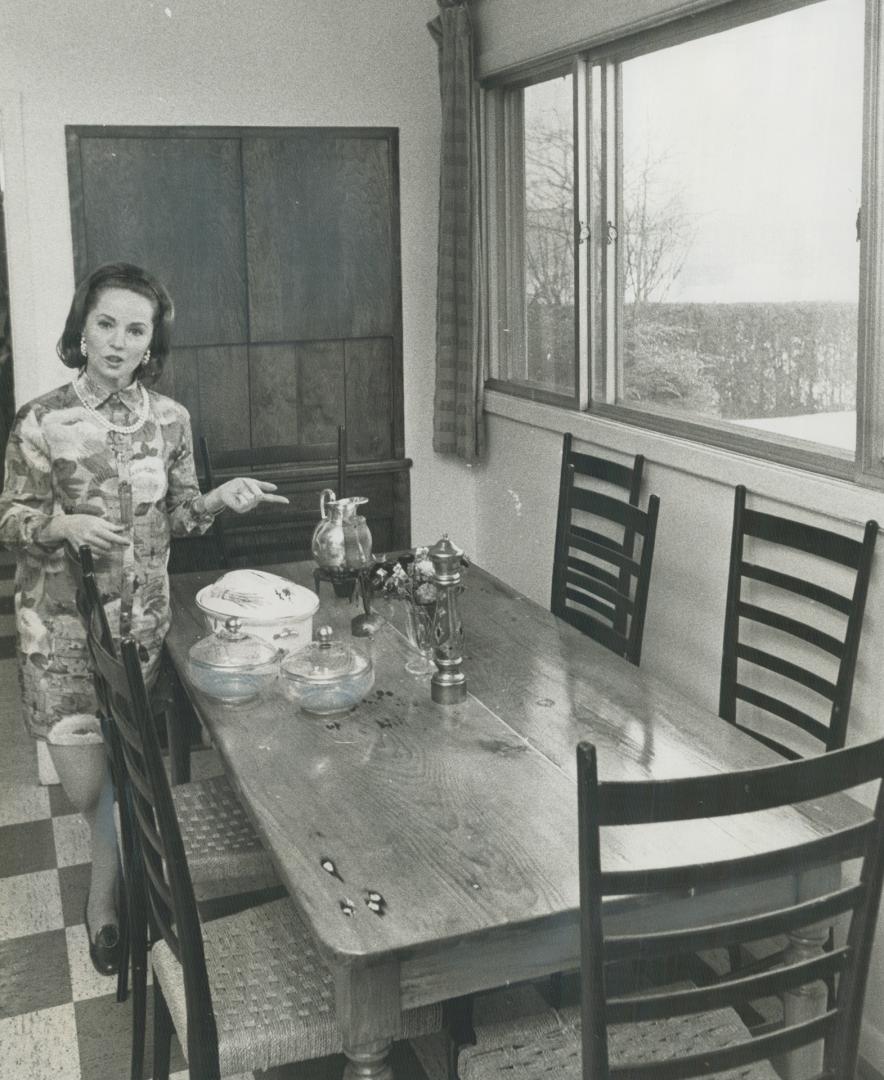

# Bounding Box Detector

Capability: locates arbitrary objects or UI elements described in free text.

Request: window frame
[484,0,884,486]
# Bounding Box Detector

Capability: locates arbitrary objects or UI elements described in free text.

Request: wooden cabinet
[66,125,409,562]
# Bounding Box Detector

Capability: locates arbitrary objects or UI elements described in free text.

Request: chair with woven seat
[458,735,884,1080]
[89,626,444,1080]
[719,484,877,760]
[551,433,658,665]
[78,548,280,1080]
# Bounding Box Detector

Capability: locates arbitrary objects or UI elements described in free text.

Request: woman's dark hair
[56,262,175,386]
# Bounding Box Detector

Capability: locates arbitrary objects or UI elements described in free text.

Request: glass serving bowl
[187,616,281,704]
[280,626,374,716]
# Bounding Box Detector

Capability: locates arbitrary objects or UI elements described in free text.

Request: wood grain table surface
[165,561,863,1080]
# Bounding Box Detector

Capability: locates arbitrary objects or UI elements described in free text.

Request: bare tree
[622,147,696,305]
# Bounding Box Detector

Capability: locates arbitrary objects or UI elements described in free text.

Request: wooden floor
[0,551,448,1080]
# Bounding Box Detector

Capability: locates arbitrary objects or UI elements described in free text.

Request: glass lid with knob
[187,616,281,705]
[280,625,374,714]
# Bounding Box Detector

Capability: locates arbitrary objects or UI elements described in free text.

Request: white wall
[0,0,477,556]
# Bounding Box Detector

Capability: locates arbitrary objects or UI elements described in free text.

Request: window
[487,0,883,480]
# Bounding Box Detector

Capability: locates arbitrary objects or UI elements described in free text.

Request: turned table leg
[343,1038,394,1080]
[778,922,830,1080]
[336,959,401,1080]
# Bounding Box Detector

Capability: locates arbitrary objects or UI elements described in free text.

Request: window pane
[508,75,575,395]
[619,0,863,451]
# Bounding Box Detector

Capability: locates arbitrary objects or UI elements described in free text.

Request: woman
[0,262,287,974]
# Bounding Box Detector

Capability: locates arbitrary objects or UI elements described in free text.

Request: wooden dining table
[165,560,863,1080]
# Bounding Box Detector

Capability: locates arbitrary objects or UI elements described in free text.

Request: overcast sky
[624,0,864,304]
[527,0,864,306]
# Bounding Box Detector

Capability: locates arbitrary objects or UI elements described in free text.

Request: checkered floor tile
[0,555,446,1079]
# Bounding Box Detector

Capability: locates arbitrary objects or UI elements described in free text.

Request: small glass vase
[403,602,437,676]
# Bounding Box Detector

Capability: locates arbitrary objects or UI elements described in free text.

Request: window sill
[484,389,884,529]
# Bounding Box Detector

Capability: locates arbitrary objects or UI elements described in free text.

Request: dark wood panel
[197,346,251,451]
[297,341,346,445]
[243,134,396,342]
[345,339,394,462]
[72,133,248,347]
[249,341,346,448]
[154,345,249,453]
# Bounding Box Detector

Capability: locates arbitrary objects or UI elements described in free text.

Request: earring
[80,334,88,359]
[140,348,151,369]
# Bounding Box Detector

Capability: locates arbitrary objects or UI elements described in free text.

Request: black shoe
[84,895,121,976]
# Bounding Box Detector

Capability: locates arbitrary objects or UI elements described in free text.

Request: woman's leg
[46,719,119,933]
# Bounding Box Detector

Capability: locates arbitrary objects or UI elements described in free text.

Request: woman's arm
[0,406,128,556]
[164,419,288,537]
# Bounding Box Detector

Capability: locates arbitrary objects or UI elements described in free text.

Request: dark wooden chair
[719,485,878,760]
[80,552,281,1080]
[88,628,443,1080]
[179,425,348,571]
[459,735,884,1080]
[551,433,657,664]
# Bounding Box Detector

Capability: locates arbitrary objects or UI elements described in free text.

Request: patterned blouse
[0,374,216,740]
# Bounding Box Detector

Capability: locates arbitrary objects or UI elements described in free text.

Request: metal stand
[312,565,383,637]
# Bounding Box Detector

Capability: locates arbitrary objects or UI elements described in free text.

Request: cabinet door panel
[345,338,393,462]
[75,135,248,347]
[156,345,250,451]
[243,134,395,342]
[250,341,345,448]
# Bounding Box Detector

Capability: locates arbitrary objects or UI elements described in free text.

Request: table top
[166,561,862,978]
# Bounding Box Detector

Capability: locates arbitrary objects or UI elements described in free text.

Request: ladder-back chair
[81,560,280,1080]
[459,736,884,1080]
[719,485,877,760]
[89,629,442,1080]
[551,433,657,664]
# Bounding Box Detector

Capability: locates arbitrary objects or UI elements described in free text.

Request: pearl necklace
[73,374,151,435]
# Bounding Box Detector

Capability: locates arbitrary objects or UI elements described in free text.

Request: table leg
[778,922,829,1080]
[342,1038,394,1080]
[336,959,401,1080]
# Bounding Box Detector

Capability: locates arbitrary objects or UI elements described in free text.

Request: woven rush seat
[172,773,277,888]
[151,897,443,1076]
[458,1002,778,1080]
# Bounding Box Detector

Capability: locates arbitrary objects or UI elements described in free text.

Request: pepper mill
[428,534,467,705]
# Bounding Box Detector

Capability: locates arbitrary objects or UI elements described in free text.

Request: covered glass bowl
[280,626,374,716]
[187,616,280,704]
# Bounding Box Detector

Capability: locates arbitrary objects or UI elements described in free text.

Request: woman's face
[81,287,156,393]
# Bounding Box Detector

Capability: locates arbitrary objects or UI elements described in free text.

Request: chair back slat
[604,820,872,895]
[606,882,862,964]
[736,643,837,699]
[569,446,641,492]
[613,1013,836,1080]
[86,616,221,1073]
[742,561,853,614]
[719,485,877,756]
[570,486,652,533]
[738,601,844,657]
[576,737,884,1080]
[734,684,831,745]
[743,505,867,567]
[568,534,643,576]
[567,557,624,595]
[598,738,884,824]
[567,574,635,616]
[607,949,847,1024]
[552,433,658,666]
